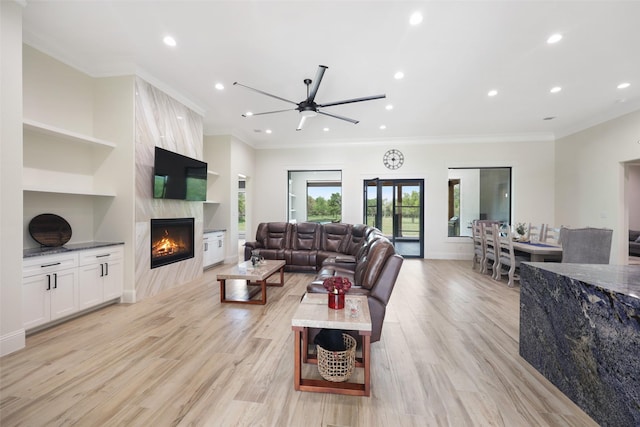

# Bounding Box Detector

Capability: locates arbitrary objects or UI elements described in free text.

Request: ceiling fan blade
[233,82,298,106]
[317,110,359,124]
[307,65,328,102]
[318,94,386,108]
[296,115,307,131]
[242,108,296,117]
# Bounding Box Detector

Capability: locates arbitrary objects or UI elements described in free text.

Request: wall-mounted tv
[153,146,207,201]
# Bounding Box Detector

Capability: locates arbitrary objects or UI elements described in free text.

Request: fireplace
[150,218,195,269]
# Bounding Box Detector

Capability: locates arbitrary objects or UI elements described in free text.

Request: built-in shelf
[204,200,220,204]
[207,170,220,177]
[23,187,116,197]
[23,119,117,149]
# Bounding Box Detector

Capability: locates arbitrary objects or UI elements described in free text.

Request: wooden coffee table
[216,260,285,305]
[291,293,372,396]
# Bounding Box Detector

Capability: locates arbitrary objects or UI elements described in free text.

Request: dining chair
[482,222,499,278]
[561,227,613,264]
[471,221,484,271]
[540,224,562,245]
[494,224,529,287]
[526,223,543,243]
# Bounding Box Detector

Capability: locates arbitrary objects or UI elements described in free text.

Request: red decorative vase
[328,292,345,310]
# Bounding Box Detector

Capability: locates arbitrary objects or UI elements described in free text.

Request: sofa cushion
[291,222,321,250]
[262,222,291,249]
[630,230,640,242]
[357,239,395,289]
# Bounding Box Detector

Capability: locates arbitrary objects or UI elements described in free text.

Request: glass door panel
[364,179,424,258]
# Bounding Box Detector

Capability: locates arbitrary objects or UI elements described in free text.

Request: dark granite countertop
[24,241,124,258]
[525,262,640,299]
[204,229,226,233]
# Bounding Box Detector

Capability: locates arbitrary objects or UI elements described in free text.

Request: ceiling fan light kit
[234,65,385,130]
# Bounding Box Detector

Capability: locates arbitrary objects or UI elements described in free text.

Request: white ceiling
[21,1,640,148]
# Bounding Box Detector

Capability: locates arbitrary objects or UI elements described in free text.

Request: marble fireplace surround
[134,77,204,301]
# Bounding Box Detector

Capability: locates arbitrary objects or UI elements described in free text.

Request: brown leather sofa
[245,222,404,343]
[307,237,404,343]
[244,222,380,271]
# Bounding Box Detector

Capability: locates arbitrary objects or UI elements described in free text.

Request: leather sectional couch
[245,222,404,342]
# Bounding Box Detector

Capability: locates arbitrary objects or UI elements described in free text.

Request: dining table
[512,241,563,262]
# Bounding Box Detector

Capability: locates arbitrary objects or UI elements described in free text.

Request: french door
[364,179,424,258]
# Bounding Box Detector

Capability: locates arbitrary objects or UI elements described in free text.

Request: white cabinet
[22,253,79,330]
[203,231,225,269]
[23,245,124,332]
[78,246,124,309]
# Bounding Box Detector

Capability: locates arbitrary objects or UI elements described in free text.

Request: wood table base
[293,326,371,396]
[219,265,284,305]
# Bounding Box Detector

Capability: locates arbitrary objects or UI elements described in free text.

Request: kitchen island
[519,263,639,427]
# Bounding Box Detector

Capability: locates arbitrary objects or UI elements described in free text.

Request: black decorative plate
[28,213,72,247]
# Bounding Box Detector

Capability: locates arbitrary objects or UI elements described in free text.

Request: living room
[1,2,639,425]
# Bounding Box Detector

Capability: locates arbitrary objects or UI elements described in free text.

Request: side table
[291,293,372,396]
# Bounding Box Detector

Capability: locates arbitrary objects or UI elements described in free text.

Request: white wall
[1,0,26,356]
[251,138,555,259]
[629,164,640,231]
[555,109,640,263]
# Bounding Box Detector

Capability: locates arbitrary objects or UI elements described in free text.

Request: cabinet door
[102,259,123,301]
[212,233,225,264]
[49,269,78,320]
[22,274,51,330]
[78,263,103,309]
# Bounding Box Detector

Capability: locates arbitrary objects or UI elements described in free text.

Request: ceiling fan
[234,65,386,131]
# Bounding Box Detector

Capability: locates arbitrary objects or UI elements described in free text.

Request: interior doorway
[364,178,424,258]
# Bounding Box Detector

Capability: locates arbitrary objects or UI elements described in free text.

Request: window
[448,167,511,237]
[288,170,342,223]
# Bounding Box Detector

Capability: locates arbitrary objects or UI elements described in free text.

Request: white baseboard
[121,289,136,304]
[0,328,25,356]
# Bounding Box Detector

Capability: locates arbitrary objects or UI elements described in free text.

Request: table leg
[219,279,226,303]
[362,334,371,397]
[293,327,302,391]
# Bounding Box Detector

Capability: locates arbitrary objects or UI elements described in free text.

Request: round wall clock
[383,149,404,170]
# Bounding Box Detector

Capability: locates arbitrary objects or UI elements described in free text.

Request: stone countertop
[24,241,124,258]
[204,229,226,233]
[525,262,640,299]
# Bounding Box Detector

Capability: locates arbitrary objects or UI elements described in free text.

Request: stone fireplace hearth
[150,218,195,269]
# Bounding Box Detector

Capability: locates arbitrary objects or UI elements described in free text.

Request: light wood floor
[0,259,598,427]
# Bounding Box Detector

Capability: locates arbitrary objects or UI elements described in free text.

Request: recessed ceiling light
[176,115,183,120]
[550,86,562,93]
[245,111,253,117]
[394,71,404,80]
[215,83,224,90]
[323,127,330,132]
[265,129,272,134]
[617,82,631,89]
[379,125,387,130]
[488,89,498,97]
[547,33,563,44]
[385,104,394,110]
[409,12,423,26]
[163,35,177,47]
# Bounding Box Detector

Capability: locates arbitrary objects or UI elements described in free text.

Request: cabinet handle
[100,263,104,277]
[41,262,61,268]
[105,263,109,276]
[205,242,208,251]
[47,274,51,290]
[218,240,222,248]
[96,254,110,258]
[53,273,57,289]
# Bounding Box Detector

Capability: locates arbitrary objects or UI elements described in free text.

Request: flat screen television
[153,147,207,201]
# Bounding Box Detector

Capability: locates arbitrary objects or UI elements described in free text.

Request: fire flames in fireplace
[152,229,188,258]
